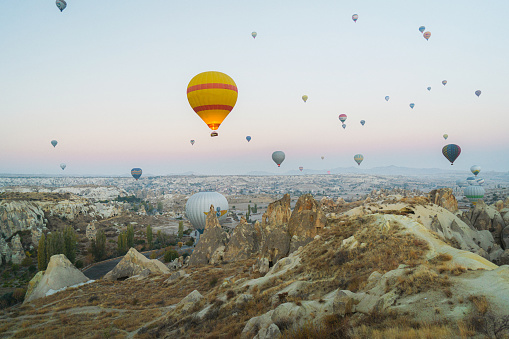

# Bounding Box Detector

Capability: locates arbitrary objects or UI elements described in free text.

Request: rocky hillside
[1,191,509,338]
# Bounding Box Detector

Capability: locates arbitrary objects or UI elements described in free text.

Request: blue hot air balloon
[51,140,58,148]
[131,168,142,180]
[354,154,364,165]
[342,124,346,129]
[427,87,431,91]
[475,90,481,97]
[360,120,365,126]
[385,96,390,101]
[419,26,425,33]
[56,0,67,12]
[246,136,252,142]
[409,103,415,109]
[442,144,461,165]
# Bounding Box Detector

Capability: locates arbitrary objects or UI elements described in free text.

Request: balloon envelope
[51,140,58,148]
[354,154,364,165]
[442,80,447,86]
[419,26,425,33]
[272,151,285,167]
[475,90,481,97]
[342,124,346,129]
[427,87,431,91]
[60,163,66,170]
[321,156,325,160]
[246,136,251,142]
[464,185,485,205]
[385,96,390,101]
[443,134,448,140]
[299,166,303,172]
[302,95,308,102]
[475,177,485,185]
[409,103,415,109]
[470,165,481,176]
[338,114,347,123]
[352,14,358,22]
[456,179,467,187]
[251,32,257,39]
[190,140,195,145]
[56,0,66,12]
[442,144,461,165]
[187,71,238,133]
[360,120,365,126]
[466,177,476,186]
[131,168,142,180]
[423,31,431,40]
[185,192,228,231]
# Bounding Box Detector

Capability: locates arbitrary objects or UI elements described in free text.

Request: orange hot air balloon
[187,71,238,136]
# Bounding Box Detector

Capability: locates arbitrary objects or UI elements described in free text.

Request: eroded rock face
[103,247,170,280]
[224,217,262,262]
[464,200,506,247]
[428,188,458,213]
[262,194,291,227]
[288,194,326,253]
[24,254,89,303]
[0,201,45,238]
[10,234,26,265]
[188,205,228,266]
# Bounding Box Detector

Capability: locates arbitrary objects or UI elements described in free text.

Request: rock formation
[104,247,170,280]
[10,234,26,265]
[463,200,506,248]
[188,205,228,266]
[223,216,261,262]
[288,194,326,252]
[24,254,89,303]
[427,188,458,212]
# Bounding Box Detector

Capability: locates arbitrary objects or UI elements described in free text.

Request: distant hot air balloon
[442,80,447,86]
[251,32,257,39]
[321,156,325,160]
[470,165,481,176]
[385,96,390,101]
[272,151,285,167]
[338,114,347,123]
[442,144,461,165]
[185,192,228,231]
[443,134,448,140]
[60,163,66,170]
[299,166,303,172]
[475,177,485,186]
[51,140,58,148]
[456,179,467,187]
[327,171,331,174]
[190,140,195,145]
[246,136,251,142]
[131,168,142,180]
[342,124,346,129]
[187,71,238,137]
[360,120,365,126]
[466,177,476,185]
[427,87,431,91]
[475,90,481,97]
[464,185,485,205]
[56,0,66,12]
[352,14,358,22]
[302,95,308,103]
[354,154,364,166]
[419,26,425,33]
[423,31,431,40]
[409,103,415,109]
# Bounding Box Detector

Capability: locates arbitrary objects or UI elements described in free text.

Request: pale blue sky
[1,0,508,175]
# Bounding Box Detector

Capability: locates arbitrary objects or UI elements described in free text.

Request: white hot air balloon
[464,185,485,205]
[185,192,228,231]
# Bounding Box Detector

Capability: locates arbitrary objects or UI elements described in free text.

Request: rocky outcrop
[223,217,262,262]
[427,188,458,212]
[24,254,89,303]
[463,200,506,248]
[0,237,12,264]
[188,205,228,266]
[86,223,97,240]
[10,234,26,265]
[262,194,291,226]
[103,247,170,280]
[288,194,326,253]
[0,201,45,238]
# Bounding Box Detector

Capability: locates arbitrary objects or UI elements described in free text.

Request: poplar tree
[146,225,153,249]
[37,233,47,271]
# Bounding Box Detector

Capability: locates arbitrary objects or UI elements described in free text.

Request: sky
[1,0,508,176]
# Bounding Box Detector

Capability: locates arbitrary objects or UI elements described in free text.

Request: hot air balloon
[423,31,431,40]
[272,151,285,167]
[56,0,66,12]
[302,95,308,103]
[190,140,195,145]
[427,87,431,91]
[51,140,58,148]
[475,90,481,97]
[299,166,303,172]
[470,165,481,176]
[443,134,448,140]
[456,179,467,187]
[466,177,476,185]
[475,177,485,186]
[409,103,415,109]
[327,171,331,174]
[419,26,425,33]
[246,136,251,142]
[442,144,461,165]
[338,114,347,123]
[464,185,485,205]
[360,120,365,126]
[60,163,66,170]
[187,71,238,137]
[185,192,228,231]
[442,80,447,86]
[252,32,257,39]
[354,154,364,166]
[385,96,390,101]
[321,156,325,160]
[342,124,346,129]
[352,14,358,22]
[131,168,142,180]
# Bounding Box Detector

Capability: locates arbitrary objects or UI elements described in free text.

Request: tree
[163,250,179,263]
[126,225,134,249]
[63,226,77,264]
[252,203,258,213]
[146,225,153,249]
[178,221,184,238]
[90,230,106,262]
[37,233,47,271]
[117,232,127,256]
[157,201,163,212]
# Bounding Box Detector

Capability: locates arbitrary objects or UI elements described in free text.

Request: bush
[13,288,26,302]
[185,239,194,247]
[209,277,219,287]
[21,256,31,267]
[75,260,84,269]
[164,250,179,263]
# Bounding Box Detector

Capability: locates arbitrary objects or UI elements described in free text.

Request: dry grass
[395,266,451,296]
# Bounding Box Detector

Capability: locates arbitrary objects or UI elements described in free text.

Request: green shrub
[164,250,179,263]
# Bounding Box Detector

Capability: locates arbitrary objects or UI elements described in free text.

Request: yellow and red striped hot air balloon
[187,71,238,137]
